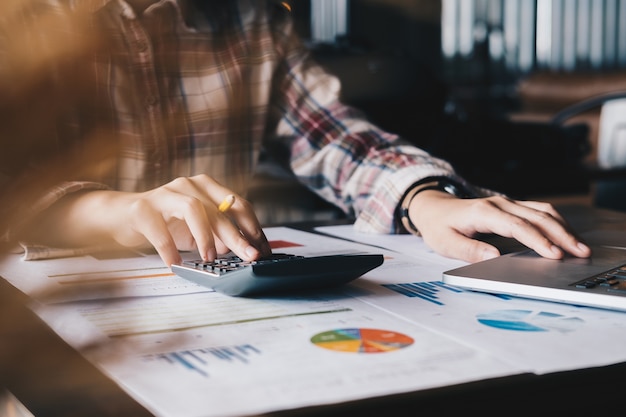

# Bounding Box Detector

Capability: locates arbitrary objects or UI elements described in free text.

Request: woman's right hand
[35,175,273,267]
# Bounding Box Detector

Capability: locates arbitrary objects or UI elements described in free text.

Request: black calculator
[171,253,384,297]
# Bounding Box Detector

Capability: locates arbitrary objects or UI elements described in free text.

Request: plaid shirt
[8,0,486,243]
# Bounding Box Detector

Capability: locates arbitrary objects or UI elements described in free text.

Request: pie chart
[476,309,584,332]
[311,328,414,353]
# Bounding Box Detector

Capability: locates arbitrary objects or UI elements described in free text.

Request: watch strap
[398,176,474,236]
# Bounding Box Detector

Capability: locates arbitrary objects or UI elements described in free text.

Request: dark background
[279,0,626,206]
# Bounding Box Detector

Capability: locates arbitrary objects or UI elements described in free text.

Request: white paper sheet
[315,224,468,268]
[34,290,516,417]
[317,225,626,374]
[349,279,626,375]
[0,248,209,303]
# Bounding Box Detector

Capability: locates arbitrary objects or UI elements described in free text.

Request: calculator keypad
[181,253,302,277]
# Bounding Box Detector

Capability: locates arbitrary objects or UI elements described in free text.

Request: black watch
[398,176,474,236]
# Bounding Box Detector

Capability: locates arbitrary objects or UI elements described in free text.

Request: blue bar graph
[383,281,512,305]
[145,344,262,377]
[382,281,464,306]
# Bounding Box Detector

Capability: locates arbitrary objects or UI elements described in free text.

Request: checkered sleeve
[265,7,491,234]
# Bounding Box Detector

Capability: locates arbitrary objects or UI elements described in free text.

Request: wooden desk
[2,205,626,417]
[0,277,152,417]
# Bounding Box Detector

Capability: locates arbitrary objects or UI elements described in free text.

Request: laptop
[442,230,626,312]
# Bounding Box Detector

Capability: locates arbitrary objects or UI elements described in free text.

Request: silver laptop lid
[442,245,626,312]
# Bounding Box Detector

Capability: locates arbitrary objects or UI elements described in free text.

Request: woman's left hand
[407,190,592,263]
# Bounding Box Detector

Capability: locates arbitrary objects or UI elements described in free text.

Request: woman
[1,0,590,267]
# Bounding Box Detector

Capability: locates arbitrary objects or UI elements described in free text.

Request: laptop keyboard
[571,264,626,293]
